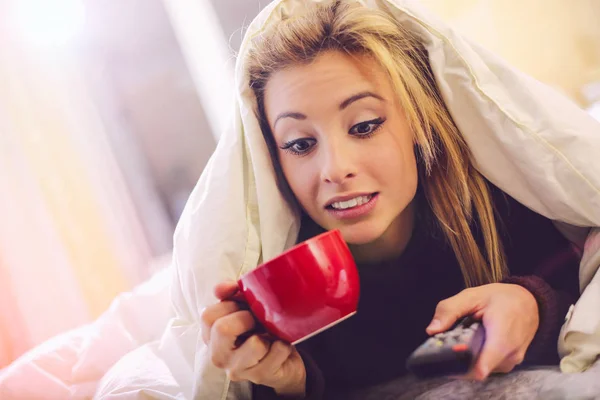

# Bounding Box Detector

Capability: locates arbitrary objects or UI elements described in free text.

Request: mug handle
[226,287,272,348]
[229,287,247,304]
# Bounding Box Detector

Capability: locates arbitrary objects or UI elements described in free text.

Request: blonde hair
[248,0,507,286]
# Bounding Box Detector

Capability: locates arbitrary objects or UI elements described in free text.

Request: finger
[458,355,511,381]
[209,310,256,369]
[244,341,294,384]
[227,335,271,381]
[471,331,511,380]
[214,281,240,301]
[454,370,478,381]
[200,301,240,344]
[491,350,525,374]
[426,288,481,335]
[491,360,515,374]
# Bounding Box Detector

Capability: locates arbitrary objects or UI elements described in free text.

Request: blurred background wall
[420,0,600,106]
[0,0,598,368]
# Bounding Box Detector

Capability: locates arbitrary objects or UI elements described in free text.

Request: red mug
[236,229,360,344]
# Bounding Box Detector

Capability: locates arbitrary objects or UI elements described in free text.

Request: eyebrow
[339,91,384,110]
[273,91,385,128]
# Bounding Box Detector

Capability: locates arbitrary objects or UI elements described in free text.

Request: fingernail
[427,319,441,331]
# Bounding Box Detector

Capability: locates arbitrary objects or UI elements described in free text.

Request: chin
[337,222,386,245]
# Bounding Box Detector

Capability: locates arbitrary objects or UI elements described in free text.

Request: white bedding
[0,267,174,399]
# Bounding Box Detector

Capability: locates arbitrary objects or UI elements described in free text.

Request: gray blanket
[328,361,600,400]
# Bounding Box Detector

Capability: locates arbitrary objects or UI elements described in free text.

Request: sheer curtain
[0,21,166,367]
[162,0,234,141]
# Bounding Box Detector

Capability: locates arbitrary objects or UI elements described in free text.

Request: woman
[92,0,600,399]
[200,1,583,399]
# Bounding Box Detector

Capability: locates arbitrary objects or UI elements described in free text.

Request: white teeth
[331,195,372,210]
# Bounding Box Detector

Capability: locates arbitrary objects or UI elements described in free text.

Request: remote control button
[452,344,468,352]
[459,336,472,345]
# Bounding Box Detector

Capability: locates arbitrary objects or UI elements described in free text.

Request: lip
[326,193,379,220]
[325,192,377,208]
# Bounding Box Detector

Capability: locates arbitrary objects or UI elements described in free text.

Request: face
[263,51,418,257]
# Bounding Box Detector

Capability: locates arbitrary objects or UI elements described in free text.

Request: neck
[349,200,417,265]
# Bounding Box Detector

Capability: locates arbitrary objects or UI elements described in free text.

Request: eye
[349,117,386,137]
[280,138,316,156]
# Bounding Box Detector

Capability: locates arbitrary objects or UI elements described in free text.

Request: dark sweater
[253,187,581,399]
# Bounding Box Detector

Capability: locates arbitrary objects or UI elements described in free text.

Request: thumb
[426,291,478,335]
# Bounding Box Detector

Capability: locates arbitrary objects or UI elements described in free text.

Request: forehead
[263,52,391,116]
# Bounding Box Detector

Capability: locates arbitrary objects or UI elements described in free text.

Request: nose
[320,140,357,185]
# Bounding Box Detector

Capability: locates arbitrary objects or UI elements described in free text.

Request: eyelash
[280,117,386,156]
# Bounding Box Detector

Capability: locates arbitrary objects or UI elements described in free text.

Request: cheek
[280,157,318,209]
[375,136,418,190]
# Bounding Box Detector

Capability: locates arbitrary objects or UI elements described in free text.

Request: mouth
[324,193,380,221]
[325,192,378,210]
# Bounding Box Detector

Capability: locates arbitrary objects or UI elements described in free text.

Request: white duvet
[0,267,174,399]
[2,0,599,399]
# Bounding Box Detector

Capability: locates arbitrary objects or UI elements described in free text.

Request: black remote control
[406,316,485,378]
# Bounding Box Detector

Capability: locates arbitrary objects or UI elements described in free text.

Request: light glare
[12,0,86,47]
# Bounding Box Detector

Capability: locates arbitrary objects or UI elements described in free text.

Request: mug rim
[239,229,344,279]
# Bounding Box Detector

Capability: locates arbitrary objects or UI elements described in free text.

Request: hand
[426,283,539,380]
[201,281,307,397]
